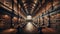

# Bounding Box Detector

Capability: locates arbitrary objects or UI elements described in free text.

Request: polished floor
[0,26,59,34]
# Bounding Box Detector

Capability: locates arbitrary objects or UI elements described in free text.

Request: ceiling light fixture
[22,0,25,3]
[34,0,37,3]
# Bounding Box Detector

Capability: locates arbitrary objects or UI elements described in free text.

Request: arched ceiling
[0,0,60,19]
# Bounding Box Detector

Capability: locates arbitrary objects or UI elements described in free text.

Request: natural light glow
[27,15,32,20]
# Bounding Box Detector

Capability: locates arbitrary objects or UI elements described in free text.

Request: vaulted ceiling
[0,0,60,19]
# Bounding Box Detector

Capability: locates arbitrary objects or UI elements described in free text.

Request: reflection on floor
[0,27,59,34]
[0,19,59,34]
